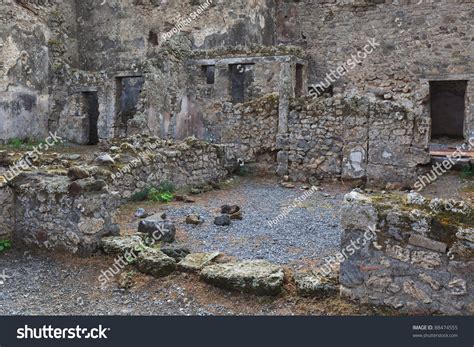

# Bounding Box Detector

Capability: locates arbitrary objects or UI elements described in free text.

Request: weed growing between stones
[130,181,176,203]
[0,239,12,252]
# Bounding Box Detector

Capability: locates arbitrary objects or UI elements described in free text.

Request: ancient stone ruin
[0,0,472,316]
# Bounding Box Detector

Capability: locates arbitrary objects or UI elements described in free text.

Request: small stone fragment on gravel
[186,214,203,225]
[214,215,231,226]
[281,182,295,189]
[135,248,176,278]
[134,208,148,219]
[201,260,285,296]
[221,205,240,215]
[230,210,243,220]
[176,195,196,203]
[178,252,221,272]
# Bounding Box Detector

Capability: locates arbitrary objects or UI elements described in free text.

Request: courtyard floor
[0,173,471,315]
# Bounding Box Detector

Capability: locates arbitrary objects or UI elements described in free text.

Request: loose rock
[201,260,284,296]
[135,248,176,278]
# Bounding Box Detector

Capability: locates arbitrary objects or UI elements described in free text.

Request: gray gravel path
[158,178,346,267]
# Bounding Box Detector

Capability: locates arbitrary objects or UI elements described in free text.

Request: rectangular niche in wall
[201,65,215,84]
[115,76,144,136]
[229,63,254,104]
[295,63,304,97]
[430,80,467,140]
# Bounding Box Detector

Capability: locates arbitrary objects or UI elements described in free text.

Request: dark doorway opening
[430,80,467,140]
[295,64,304,97]
[82,92,99,145]
[115,76,144,136]
[229,64,254,104]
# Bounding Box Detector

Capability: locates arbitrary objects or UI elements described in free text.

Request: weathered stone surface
[340,192,473,315]
[137,220,176,243]
[411,250,442,270]
[456,228,474,243]
[403,281,432,304]
[134,208,148,219]
[102,235,144,255]
[135,248,176,278]
[161,245,191,262]
[201,260,284,296]
[95,154,115,165]
[177,252,221,272]
[221,205,240,215]
[67,166,90,181]
[408,234,447,253]
[295,273,338,298]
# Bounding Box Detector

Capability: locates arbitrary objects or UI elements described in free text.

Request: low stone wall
[108,137,231,200]
[340,191,473,315]
[9,138,232,254]
[12,174,121,255]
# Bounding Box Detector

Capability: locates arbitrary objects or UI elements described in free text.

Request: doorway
[430,80,467,140]
[81,92,99,145]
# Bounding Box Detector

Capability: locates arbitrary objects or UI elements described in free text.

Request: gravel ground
[0,178,392,316]
[0,249,384,316]
[122,177,348,269]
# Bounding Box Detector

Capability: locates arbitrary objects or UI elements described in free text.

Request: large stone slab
[201,260,284,296]
[102,235,144,255]
[135,248,176,278]
[295,273,338,298]
[178,252,221,272]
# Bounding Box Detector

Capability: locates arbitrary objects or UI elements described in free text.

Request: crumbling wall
[281,94,429,186]
[108,137,231,200]
[8,138,231,253]
[276,0,473,103]
[340,191,473,315]
[216,94,279,166]
[12,174,121,255]
[0,0,79,142]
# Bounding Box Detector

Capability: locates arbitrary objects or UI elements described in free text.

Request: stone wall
[216,94,279,166]
[286,95,345,181]
[11,174,121,255]
[340,191,473,315]
[108,137,231,200]
[0,0,79,142]
[281,94,429,186]
[276,0,473,138]
[8,138,231,254]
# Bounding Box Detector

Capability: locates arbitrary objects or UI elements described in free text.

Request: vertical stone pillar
[276,62,292,176]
